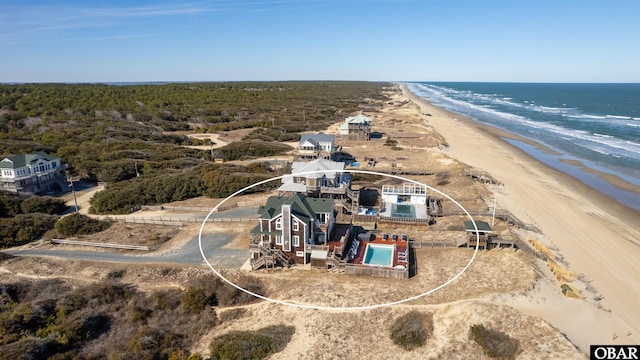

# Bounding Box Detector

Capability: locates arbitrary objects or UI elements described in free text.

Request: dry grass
[55,222,178,248]
[246,247,537,309]
[546,260,577,284]
[528,236,555,259]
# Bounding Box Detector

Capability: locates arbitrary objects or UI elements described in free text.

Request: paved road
[3,232,248,268]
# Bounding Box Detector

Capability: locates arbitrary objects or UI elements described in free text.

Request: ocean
[405,82,640,211]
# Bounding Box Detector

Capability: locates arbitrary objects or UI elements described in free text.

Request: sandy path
[401,84,640,347]
[63,184,104,214]
[182,132,229,150]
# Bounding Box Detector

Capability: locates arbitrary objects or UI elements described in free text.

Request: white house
[380,183,428,220]
[298,133,336,160]
[0,151,68,194]
[279,158,351,195]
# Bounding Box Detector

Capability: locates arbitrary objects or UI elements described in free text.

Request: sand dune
[401,84,640,349]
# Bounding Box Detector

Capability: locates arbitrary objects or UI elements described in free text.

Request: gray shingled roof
[300,132,335,145]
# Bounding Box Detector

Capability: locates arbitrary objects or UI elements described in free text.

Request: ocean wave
[408,83,640,158]
[420,83,580,117]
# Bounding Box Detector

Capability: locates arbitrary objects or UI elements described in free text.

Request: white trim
[293,235,300,247]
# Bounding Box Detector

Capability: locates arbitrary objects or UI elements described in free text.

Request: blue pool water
[363,244,394,267]
[391,203,415,218]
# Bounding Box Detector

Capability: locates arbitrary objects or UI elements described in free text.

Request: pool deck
[352,236,409,269]
[379,202,428,220]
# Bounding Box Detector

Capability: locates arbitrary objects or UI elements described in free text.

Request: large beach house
[0,151,68,194]
[297,132,336,160]
[249,193,336,269]
[339,114,372,140]
[379,183,429,222]
[278,158,359,213]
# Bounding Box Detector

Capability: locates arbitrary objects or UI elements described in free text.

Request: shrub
[209,325,295,360]
[219,140,292,161]
[216,275,264,307]
[0,214,58,248]
[0,337,57,360]
[54,213,110,236]
[19,197,67,215]
[151,290,182,311]
[56,312,111,343]
[182,287,214,314]
[0,192,22,218]
[106,269,127,280]
[127,326,184,357]
[86,281,135,306]
[390,311,433,350]
[218,308,247,323]
[469,323,520,359]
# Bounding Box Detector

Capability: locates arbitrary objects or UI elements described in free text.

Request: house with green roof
[249,193,335,269]
[339,114,372,140]
[0,151,68,194]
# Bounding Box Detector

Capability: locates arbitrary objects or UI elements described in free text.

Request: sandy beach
[401,84,640,349]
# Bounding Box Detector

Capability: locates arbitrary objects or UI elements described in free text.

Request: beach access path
[401,84,640,347]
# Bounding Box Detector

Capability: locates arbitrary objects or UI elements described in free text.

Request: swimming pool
[363,243,394,267]
[391,203,415,218]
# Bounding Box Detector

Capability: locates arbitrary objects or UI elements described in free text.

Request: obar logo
[590,345,639,360]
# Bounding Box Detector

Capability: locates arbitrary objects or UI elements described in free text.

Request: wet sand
[401,83,640,347]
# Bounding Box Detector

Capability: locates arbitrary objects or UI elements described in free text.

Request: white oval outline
[199,169,480,311]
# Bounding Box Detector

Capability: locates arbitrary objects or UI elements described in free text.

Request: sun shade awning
[463,220,492,233]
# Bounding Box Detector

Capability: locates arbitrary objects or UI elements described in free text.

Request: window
[275,235,283,245]
[275,218,282,230]
[292,220,299,231]
[293,235,300,247]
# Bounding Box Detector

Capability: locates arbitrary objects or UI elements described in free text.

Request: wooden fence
[97,215,255,226]
[345,263,409,279]
[51,239,149,251]
[409,238,465,249]
[140,200,261,213]
[434,209,540,233]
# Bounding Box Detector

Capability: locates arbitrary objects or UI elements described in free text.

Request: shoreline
[402,83,640,211]
[401,84,640,235]
[400,83,640,348]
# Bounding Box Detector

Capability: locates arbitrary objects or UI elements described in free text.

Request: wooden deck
[351,236,409,269]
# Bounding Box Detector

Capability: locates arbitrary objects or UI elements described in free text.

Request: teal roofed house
[0,151,68,194]
[249,193,335,269]
[339,114,372,140]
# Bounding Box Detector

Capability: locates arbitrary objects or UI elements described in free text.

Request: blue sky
[1,0,638,82]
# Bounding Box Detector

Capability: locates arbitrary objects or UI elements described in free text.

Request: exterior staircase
[250,245,291,270]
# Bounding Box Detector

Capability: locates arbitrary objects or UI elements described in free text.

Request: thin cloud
[0,1,321,44]
[2,2,217,32]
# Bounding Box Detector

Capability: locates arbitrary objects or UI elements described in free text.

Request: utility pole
[491,187,497,227]
[69,178,78,213]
